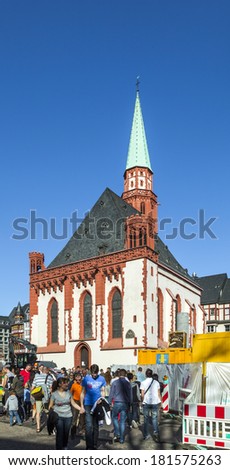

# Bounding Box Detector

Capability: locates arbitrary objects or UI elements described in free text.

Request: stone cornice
[30,247,159,292]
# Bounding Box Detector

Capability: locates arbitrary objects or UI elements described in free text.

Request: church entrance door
[81,346,89,368]
[74,342,91,369]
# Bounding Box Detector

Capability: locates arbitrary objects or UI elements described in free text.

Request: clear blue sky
[1,0,230,315]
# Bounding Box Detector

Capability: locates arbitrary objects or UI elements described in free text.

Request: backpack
[31,386,44,401]
[119,377,131,405]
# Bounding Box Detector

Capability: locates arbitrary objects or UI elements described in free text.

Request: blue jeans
[17,395,26,422]
[143,403,159,437]
[9,410,22,426]
[112,402,129,442]
[127,402,140,425]
[55,416,72,450]
[85,405,99,450]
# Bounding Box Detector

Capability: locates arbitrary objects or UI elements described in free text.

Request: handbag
[47,408,59,435]
[31,386,44,401]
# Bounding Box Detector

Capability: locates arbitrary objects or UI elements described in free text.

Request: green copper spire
[126,89,152,171]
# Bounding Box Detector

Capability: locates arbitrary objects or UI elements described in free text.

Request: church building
[29,90,203,369]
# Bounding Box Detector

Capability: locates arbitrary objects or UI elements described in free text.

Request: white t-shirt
[140,378,161,405]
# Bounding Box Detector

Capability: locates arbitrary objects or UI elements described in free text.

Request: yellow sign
[138,332,230,365]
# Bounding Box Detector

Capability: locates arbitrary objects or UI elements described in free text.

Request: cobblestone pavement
[0,412,183,451]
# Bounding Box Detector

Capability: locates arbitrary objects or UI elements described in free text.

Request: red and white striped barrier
[162,375,169,413]
[183,403,230,448]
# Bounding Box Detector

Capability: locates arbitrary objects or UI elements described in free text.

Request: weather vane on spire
[136,76,140,92]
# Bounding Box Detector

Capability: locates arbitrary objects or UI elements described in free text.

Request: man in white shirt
[31,364,54,432]
[140,368,162,442]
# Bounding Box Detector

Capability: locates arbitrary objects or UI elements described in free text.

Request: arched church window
[175,295,181,314]
[112,290,122,338]
[84,293,92,338]
[158,289,164,341]
[50,299,58,343]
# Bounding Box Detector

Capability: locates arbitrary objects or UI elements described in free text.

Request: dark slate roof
[196,274,227,304]
[48,188,139,268]
[48,187,199,287]
[0,316,10,327]
[219,278,230,304]
[9,303,30,323]
[154,236,194,282]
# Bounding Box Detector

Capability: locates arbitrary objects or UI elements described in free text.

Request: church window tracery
[112,290,122,338]
[48,298,58,344]
[83,292,92,338]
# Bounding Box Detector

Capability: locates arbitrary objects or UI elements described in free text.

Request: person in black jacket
[109,369,131,444]
[127,372,141,428]
[11,368,25,422]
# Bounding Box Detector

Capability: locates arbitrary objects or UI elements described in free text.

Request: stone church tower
[29,89,203,369]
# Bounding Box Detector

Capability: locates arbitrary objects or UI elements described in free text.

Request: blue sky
[1,0,230,315]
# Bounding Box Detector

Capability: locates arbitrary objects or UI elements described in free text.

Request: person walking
[2,365,15,405]
[104,369,112,400]
[49,377,84,450]
[127,372,141,428]
[11,368,26,422]
[31,364,54,432]
[20,363,32,386]
[24,382,31,420]
[70,373,85,437]
[109,369,131,444]
[4,390,22,426]
[140,368,162,442]
[80,364,106,450]
[136,367,145,385]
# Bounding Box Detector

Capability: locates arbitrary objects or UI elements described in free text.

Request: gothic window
[158,289,164,341]
[140,202,145,214]
[133,230,136,247]
[175,295,181,314]
[112,290,122,338]
[84,293,92,338]
[130,230,136,248]
[50,300,58,343]
[139,228,143,246]
[139,228,146,246]
[130,231,133,248]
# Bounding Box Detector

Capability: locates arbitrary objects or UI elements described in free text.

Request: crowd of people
[0,363,163,450]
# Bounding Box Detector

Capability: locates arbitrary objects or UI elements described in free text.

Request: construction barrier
[162,375,169,413]
[183,403,230,449]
